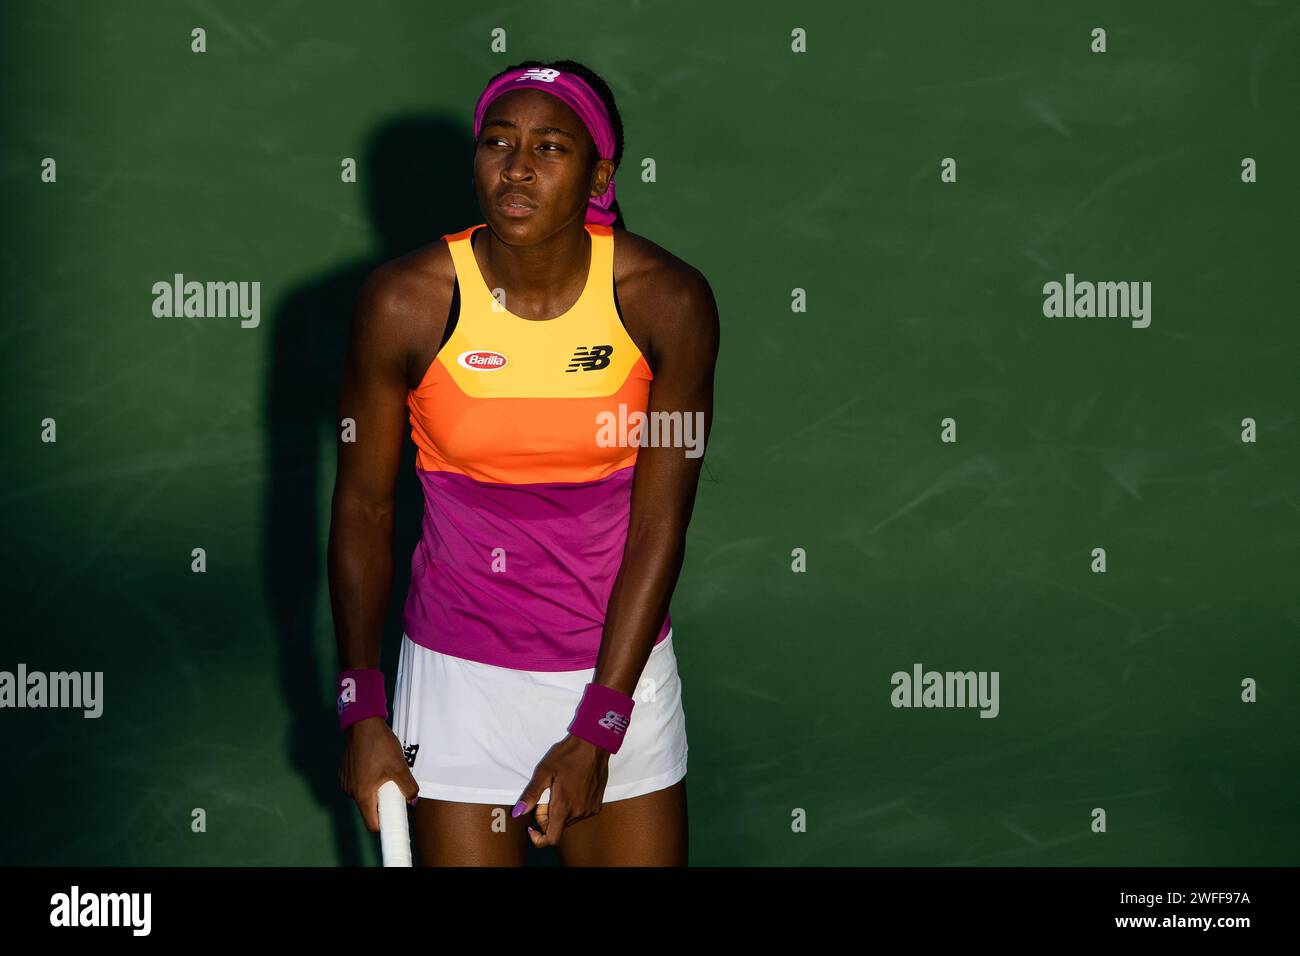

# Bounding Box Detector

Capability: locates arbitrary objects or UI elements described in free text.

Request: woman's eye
[483,139,560,151]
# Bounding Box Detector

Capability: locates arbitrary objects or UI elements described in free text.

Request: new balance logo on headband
[566,344,613,372]
[517,68,562,83]
[597,710,629,734]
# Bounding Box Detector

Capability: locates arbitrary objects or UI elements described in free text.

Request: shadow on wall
[260,113,561,866]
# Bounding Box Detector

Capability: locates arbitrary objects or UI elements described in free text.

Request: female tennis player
[329,59,719,866]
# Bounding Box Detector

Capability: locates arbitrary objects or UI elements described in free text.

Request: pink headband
[472,66,618,226]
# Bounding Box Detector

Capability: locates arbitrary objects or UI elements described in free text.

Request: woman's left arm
[517,263,720,847]
[592,262,720,698]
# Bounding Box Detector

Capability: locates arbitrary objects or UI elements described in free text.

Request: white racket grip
[377,779,413,867]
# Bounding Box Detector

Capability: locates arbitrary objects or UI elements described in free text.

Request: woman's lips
[498,199,536,218]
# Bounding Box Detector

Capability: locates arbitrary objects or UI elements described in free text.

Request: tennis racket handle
[377,779,413,867]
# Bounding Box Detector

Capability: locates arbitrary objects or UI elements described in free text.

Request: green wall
[1,0,1297,865]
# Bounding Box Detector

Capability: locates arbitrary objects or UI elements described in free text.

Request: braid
[489,59,627,230]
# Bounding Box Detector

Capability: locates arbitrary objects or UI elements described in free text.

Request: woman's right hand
[338,717,421,832]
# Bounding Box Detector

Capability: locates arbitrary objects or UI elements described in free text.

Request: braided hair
[485,59,627,229]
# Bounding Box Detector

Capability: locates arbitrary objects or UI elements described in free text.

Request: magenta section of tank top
[402,464,672,671]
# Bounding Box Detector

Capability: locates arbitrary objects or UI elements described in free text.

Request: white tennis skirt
[391,629,688,805]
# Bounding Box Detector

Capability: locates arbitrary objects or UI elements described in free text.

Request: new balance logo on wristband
[337,677,356,716]
[569,682,635,754]
[597,710,629,734]
[336,669,387,731]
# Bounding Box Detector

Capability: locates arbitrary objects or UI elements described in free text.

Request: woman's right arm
[328,260,433,831]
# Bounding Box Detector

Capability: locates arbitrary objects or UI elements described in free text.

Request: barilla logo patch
[458,350,508,371]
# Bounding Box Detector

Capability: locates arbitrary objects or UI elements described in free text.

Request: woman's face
[474,88,612,240]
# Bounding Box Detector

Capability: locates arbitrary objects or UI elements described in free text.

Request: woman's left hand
[514,734,610,848]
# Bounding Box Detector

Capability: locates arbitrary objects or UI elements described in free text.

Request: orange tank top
[401,222,672,670]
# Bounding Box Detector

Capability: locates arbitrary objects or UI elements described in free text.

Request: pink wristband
[567,682,636,754]
[337,669,388,731]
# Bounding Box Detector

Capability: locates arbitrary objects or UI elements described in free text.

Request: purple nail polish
[512,800,527,818]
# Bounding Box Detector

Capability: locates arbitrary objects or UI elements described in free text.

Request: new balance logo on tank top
[403,222,673,670]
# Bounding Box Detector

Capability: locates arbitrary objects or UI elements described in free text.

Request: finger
[359,790,380,833]
[541,803,568,848]
[533,797,569,848]
[512,772,550,820]
[402,771,420,806]
[533,781,563,845]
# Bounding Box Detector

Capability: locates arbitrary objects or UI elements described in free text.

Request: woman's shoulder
[356,236,456,327]
[352,237,457,384]
[612,228,718,370]
[366,235,455,298]
[612,227,713,309]
[614,227,714,313]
